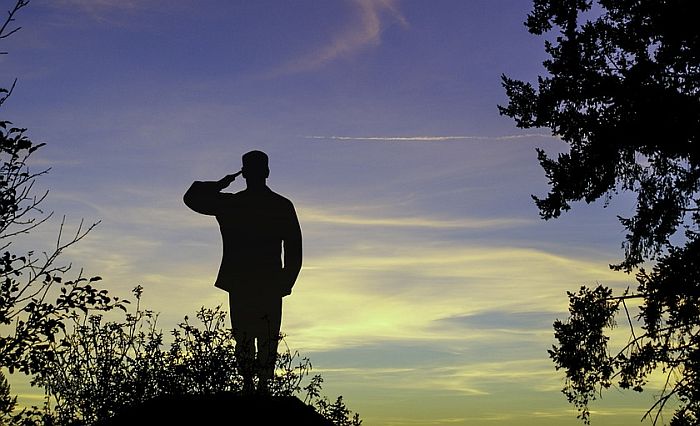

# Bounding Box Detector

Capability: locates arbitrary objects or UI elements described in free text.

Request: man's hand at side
[280,272,295,297]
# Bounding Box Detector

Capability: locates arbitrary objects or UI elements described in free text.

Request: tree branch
[0,0,29,39]
[0,78,16,107]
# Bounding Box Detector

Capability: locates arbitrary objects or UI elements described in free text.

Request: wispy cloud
[304,133,557,142]
[51,0,145,12]
[300,207,532,229]
[48,0,160,24]
[284,245,630,352]
[277,0,408,74]
[312,359,563,397]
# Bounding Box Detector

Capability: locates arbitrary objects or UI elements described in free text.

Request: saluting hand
[218,170,242,189]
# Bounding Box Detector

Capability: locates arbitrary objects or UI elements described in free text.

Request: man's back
[184,180,301,297]
[215,187,299,295]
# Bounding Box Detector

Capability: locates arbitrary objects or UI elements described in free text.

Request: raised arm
[183,172,241,215]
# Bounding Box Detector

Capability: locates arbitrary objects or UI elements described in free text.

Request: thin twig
[0,0,29,39]
[622,298,642,351]
[642,376,684,426]
[605,293,645,301]
[0,78,17,106]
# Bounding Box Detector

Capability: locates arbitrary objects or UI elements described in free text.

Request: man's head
[241,150,270,180]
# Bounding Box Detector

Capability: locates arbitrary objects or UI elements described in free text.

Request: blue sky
[1,1,663,424]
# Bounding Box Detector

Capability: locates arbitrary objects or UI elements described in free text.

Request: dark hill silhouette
[98,393,334,425]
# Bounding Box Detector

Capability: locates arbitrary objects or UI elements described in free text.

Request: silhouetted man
[183,150,302,394]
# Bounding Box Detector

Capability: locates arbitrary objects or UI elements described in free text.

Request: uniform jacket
[184,181,302,298]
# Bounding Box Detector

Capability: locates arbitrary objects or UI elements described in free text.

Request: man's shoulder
[209,191,241,212]
[230,189,246,199]
[225,187,296,211]
[267,188,292,202]
[268,190,296,209]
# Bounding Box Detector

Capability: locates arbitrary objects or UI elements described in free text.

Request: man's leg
[255,297,282,393]
[229,294,256,394]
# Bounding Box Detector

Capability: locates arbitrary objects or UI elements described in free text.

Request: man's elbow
[184,181,222,213]
[183,188,198,211]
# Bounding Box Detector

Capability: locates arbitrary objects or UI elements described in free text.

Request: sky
[0,1,667,425]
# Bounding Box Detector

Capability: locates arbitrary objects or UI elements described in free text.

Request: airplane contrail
[303,133,557,142]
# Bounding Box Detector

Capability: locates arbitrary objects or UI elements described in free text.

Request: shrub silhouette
[2,6,127,425]
[1,0,126,381]
[20,287,361,425]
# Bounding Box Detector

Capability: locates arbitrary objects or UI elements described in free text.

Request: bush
[21,286,361,425]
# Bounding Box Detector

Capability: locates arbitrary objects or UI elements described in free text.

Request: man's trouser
[229,294,282,390]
